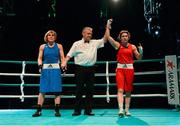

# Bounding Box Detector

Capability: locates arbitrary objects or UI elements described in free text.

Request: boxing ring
[0,55,180,126]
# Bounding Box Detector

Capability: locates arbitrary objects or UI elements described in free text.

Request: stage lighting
[151,25,161,38]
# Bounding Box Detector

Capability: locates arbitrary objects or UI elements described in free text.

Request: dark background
[0,0,180,61]
[0,0,180,109]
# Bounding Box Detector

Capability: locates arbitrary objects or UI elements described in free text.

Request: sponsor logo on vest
[123,64,127,68]
[48,64,53,68]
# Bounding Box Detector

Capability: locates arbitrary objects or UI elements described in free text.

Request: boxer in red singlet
[106,19,143,117]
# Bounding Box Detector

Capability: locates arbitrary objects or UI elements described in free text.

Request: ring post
[106,61,110,103]
[20,61,26,102]
[165,55,180,108]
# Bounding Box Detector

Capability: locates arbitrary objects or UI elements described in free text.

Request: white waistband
[43,63,60,69]
[117,63,133,69]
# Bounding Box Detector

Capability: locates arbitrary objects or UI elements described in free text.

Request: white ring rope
[0,94,168,99]
[0,70,165,77]
[106,61,110,103]
[0,82,166,87]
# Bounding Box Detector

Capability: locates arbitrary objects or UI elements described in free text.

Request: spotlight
[151,25,161,38]
[154,30,159,35]
[112,0,120,2]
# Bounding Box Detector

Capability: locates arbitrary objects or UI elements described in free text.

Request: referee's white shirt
[67,38,105,66]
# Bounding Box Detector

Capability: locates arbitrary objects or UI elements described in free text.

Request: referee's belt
[43,63,60,69]
[117,63,133,69]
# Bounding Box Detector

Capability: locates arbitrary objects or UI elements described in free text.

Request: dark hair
[117,30,131,41]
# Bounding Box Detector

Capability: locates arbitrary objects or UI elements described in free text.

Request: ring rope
[0,82,166,87]
[0,94,168,99]
[0,70,165,77]
[0,58,168,64]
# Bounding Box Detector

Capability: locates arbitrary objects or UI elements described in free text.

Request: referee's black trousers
[74,65,95,113]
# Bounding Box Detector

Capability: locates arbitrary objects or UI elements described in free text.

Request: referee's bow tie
[84,41,89,43]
